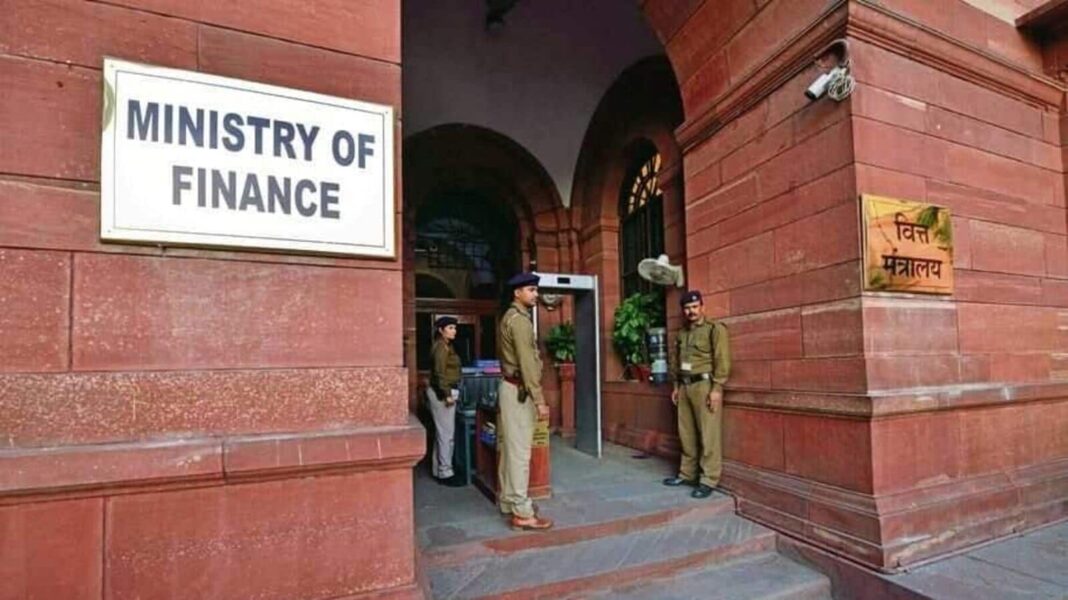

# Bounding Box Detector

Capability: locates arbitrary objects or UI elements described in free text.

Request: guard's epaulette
[503,307,523,330]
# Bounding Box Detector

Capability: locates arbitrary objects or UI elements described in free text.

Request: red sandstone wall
[0,0,407,444]
[644,0,1068,570]
[648,0,868,487]
[849,0,1066,392]
[0,2,419,599]
[848,0,1068,566]
[569,57,684,454]
[851,30,1064,388]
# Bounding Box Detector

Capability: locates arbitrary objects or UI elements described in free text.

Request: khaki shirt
[498,301,545,405]
[430,338,462,396]
[671,317,731,394]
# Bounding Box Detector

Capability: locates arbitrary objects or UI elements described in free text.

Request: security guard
[427,315,463,486]
[663,290,732,499]
[497,272,553,530]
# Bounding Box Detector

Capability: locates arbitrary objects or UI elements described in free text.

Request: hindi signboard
[100,58,395,258]
[862,194,954,294]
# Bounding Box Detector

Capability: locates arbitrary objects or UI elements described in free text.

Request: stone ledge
[727,381,1068,417]
[0,418,425,501]
[223,421,425,480]
[333,582,425,600]
[0,366,410,447]
[1017,0,1068,34]
[849,0,1066,108]
[675,0,1066,152]
[676,1,848,151]
[725,455,1068,571]
[603,422,681,459]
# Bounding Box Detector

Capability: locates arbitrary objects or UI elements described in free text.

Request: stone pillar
[0,2,423,599]
[642,0,1068,571]
[842,0,1068,569]
[558,362,577,437]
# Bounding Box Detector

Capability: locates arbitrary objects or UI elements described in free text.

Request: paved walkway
[415,438,831,599]
[887,520,1068,599]
[414,438,713,551]
[416,438,1068,599]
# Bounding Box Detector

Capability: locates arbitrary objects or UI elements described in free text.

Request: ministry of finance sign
[100,58,395,257]
[863,194,954,295]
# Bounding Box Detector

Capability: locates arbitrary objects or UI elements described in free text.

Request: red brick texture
[646,0,1068,571]
[0,1,405,419]
[0,498,104,600]
[0,2,412,598]
[2,0,1066,586]
[679,46,859,397]
[851,29,1066,390]
[0,424,425,600]
[104,470,415,600]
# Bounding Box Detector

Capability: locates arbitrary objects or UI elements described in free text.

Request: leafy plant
[916,206,953,247]
[546,322,576,364]
[867,267,888,290]
[612,292,665,367]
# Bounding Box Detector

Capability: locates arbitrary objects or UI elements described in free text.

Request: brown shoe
[511,515,554,531]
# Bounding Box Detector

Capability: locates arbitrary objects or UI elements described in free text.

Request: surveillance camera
[805,71,833,100]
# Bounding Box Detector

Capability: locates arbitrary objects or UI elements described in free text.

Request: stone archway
[568,55,685,455]
[402,124,569,412]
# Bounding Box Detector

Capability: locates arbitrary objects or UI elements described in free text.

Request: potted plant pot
[546,323,577,435]
[613,292,665,383]
[556,362,576,380]
[625,363,651,382]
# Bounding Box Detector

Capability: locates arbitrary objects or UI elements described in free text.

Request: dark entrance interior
[413,188,520,375]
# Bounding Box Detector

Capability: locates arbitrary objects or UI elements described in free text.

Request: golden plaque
[862,194,954,295]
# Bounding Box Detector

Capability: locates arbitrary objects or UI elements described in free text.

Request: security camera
[805,71,834,100]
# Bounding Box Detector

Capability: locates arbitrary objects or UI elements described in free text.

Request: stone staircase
[416,444,833,599]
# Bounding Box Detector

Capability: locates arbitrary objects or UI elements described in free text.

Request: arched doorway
[402,124,567,410]
[569,55,685,456]
[412,188,520,374]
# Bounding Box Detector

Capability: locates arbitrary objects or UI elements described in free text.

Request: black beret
[679,290,703,306]
[506,272,540,289]
[434,315,458,330]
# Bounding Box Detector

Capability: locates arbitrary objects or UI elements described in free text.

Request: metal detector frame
[532,272,602,458]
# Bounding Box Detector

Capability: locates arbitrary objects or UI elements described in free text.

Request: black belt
[677,373,712,385]
[501,375,529,403]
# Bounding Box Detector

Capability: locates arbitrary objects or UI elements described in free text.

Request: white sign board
[100,58,395,257]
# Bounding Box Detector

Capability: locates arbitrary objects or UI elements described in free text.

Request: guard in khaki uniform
[497,272,553,530]
[427,315,463,487]
[663,290,732,499]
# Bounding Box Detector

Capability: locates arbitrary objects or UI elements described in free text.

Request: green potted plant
[546,321,578,436]
[612,291,665,380]
[546,321,577,377]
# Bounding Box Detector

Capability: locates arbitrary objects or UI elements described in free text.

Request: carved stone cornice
[676,2,849,152]
[1017,0,1068,35]
[727,381,1068,418]
[726,454,1068,570]
[675,0,1067,152]
[849,0,1065,110]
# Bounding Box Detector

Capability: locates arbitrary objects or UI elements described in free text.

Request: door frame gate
[532,273,602,458]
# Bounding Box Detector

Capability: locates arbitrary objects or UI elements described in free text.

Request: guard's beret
[434,315,458,330]
[679,290,703,306]
[507,272,540,289]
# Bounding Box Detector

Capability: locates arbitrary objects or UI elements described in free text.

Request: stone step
[426,512,778,599]
[585,552,834,600]
[422,485,736,568]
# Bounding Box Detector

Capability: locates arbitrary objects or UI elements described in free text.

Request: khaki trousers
[676,379,722,487]
[425,387,456,479]
[496,380,536,518]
